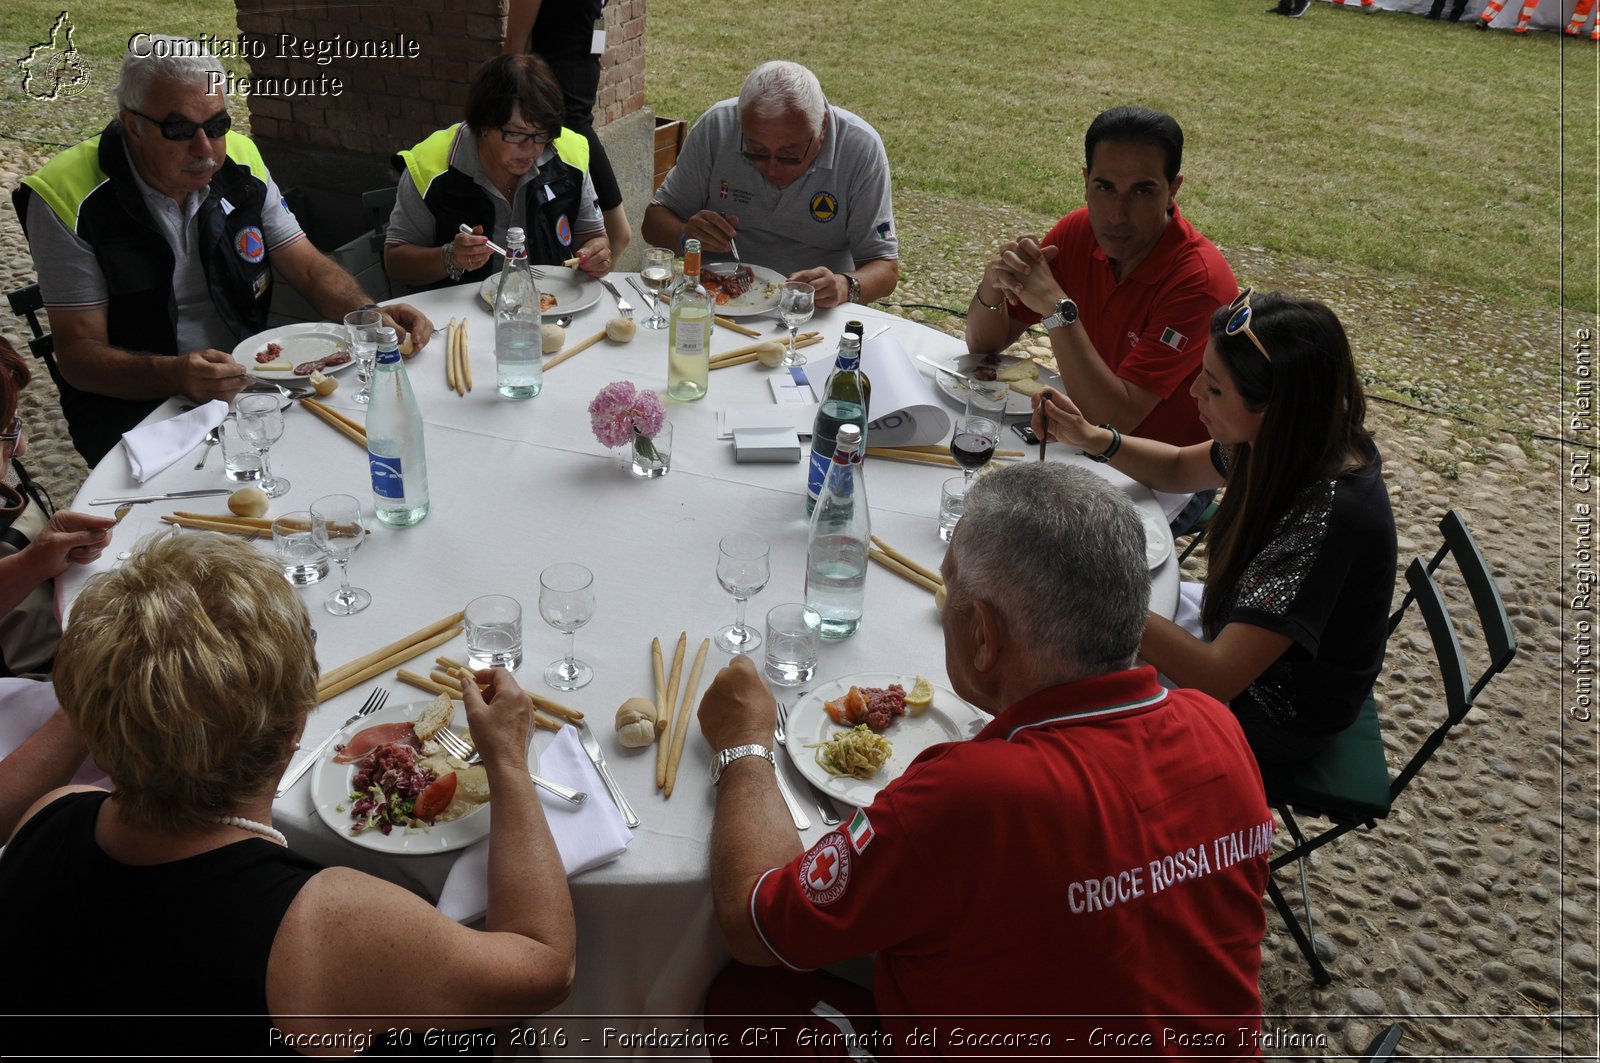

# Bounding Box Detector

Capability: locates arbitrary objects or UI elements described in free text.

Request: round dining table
[61,272,1180,1051]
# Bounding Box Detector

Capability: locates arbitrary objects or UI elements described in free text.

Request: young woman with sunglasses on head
[1032,290,1397,764]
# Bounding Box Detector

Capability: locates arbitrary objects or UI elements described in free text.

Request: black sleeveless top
[0,791,321,1051]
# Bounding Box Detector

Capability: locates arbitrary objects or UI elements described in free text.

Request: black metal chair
[5,282,54,364]
[1256,511,1518,985]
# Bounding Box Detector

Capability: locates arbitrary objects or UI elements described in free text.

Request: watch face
[1056,299,1078,324]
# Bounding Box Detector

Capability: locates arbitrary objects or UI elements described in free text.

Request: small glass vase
[630,422,672,478]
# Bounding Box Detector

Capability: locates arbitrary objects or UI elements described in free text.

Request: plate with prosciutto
[784,672,988,808]
[476,268,601,318]
[310,696,537,855]
[235,323,357,380]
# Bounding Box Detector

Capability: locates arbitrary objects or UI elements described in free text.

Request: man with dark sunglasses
[14,35,433,465]
[642,61,899,309]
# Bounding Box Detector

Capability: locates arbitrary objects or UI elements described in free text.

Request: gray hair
[737,61,826,133]
[117,35,223,112]
[949,463,1149,679]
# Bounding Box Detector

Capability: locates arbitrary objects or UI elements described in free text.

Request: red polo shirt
[748,667,1271,1058]
[1012,203,1237,446]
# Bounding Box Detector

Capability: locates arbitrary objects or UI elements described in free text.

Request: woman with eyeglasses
[1032,290,1397,764]
[384,53,612,288]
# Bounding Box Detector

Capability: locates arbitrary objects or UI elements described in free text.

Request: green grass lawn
[647,0,1593,315]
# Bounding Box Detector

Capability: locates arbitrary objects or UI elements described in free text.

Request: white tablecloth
[61,278,1178,1048]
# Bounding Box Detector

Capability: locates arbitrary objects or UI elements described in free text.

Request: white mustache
[182,158,217,174]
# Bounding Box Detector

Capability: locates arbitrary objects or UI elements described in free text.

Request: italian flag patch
[1159,327,1188,351]
[847,809,875,853]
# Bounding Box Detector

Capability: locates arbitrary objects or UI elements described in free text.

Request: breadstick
[869,535,943,585]
[868,547,942,595]
[545,329,606,370]
[459,320,472,391]
[318,611,466,693]
[656,632,687,789]
[663,638,710,798]
[398,669,460,699]
[651,637,667,735]
[445,319,459,393]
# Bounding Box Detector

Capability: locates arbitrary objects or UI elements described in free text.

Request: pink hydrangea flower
[588,381,667,448]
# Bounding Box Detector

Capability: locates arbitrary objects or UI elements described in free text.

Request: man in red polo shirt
[966,107,1236,449]
[698,464,1271,1058]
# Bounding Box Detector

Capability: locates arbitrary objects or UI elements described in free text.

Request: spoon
[551,313,573,329]
[112,503,135,561]
[193,424,223,469]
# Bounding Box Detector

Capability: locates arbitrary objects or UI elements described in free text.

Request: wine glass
[950,414,1000,484]
[639,247,674,330]
[714,532,769,654]
[311,494,370,616]
[344,308,383,405]
[233,392,288,498]
[776,281,815,367]
[539,562,595,690]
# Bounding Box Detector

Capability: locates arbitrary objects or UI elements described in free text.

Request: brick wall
[235,0,645,162]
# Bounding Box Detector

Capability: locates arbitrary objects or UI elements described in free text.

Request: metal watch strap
[444,243,464,282]
[1042,297,1078,331]
[844,273,862,304]
[711,743,775,785]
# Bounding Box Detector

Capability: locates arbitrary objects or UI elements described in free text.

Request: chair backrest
[1386,510,1517,800]
[5,283,56,364]
[362,186,398,255]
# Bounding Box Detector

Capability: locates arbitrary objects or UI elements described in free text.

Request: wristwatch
[711,743,775,785]
[443,243,464,282]
[843,273,862,304]
[1042,297,1079,331]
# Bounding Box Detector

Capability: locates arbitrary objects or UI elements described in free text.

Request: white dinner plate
[700,262,784,317]
[784,673,989,808]
[310,698,538,855]
[236,323,357,380]
[929,353,1063,419]
[477,268,602,318]
[1141,507,1173,569]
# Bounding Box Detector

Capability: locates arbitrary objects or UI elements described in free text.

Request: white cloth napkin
[437,726,632,923]
[122,400,229,483]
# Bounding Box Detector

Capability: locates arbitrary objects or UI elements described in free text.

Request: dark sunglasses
[739,132,816,167]
[1224,287,1273,364]
[132,108,231,142]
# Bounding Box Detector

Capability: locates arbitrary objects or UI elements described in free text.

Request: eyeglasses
[498,127,553,146]
[131,108,231,142]
[0,417,23,453]
[1224,287,1274,364]
[739,132,817,167]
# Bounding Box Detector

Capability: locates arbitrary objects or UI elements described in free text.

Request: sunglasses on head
[1224,287,1274,363]
[131,108,231,142]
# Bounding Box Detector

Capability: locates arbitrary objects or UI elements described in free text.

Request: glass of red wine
[950,414,1000,484]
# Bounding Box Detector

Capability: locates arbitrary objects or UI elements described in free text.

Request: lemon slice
[905,676,935,711]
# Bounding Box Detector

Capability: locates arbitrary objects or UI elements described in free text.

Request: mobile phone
[1012,423,1041,446]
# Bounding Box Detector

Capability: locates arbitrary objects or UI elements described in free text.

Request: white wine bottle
[666,239,711,401]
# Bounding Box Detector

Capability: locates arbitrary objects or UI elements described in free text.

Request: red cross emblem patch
[799,831,850,906]
[234,226,265,264]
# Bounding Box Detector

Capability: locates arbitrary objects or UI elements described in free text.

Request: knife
[87,488,233,506]
[576,720,640,828]
[596,276,633,315]
[916,355,970,383]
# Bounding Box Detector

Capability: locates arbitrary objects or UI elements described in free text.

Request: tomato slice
[413,772,458,823]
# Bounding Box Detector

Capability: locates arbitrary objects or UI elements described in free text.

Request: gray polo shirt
[650,100,898,276]
[385,124,603,265]
[26,140,305,355]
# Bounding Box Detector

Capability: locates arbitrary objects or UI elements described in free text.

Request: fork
[777,699,840,826]
[596,277,633,317]
[433,724,588,805]
[769,702,812,831]
[276,687,389,797]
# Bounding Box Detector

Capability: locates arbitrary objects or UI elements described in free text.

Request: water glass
[715,532,769,654]
[466,594,523,671]
[965,380,1010,418]
[311,493,370,616]
[630,421,673,478]
[218,416,262,482]
[272,511,329,585]
[234,392,288,498]
[345,308,384,406]
[764,603,819,686]
[938,477,967,542]
[776,281,815,367]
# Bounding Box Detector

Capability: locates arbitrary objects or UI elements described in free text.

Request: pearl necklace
[214,815,287,847]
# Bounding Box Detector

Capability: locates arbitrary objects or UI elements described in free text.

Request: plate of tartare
[236,322,358,380]
[477,268,601,318]
[784,672,988,808]
[310,698,538,855]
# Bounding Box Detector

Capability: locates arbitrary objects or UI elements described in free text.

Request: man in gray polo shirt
[15,36,432,464]
[643,61,899,309]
